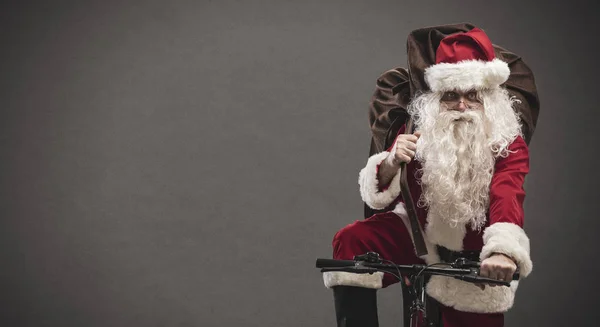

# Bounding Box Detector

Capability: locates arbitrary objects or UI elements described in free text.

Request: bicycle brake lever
[452,274,511,287]
[452,258,481,268]
[353,252,383,263]
[453,258,521,281]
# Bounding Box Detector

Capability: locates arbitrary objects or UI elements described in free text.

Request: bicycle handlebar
[316,257,519,287]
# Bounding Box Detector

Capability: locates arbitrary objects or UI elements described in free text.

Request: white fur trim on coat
[424,218,467,252]
[358,151,401,210]
[323,271,384,289]
[426,275,519,313]
[480,222,533,277]
[424,58,510,92]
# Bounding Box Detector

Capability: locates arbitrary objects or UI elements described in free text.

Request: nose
[453,100,467,112]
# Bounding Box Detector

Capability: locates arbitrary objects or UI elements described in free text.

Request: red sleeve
[488,136,530,227]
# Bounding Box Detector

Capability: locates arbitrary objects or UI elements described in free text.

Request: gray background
[1,0,598,326]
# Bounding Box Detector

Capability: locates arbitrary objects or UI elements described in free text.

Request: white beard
[416,109,495,231]
[406,88,522,235]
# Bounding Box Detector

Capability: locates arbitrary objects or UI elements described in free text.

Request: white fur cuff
[424,58,510,92]
[480,222,533,277]
[426,275,518,313]
[323,271,384,289]
[358,152,401,210]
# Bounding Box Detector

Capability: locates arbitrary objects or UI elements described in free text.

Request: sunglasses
[440,91,482,106]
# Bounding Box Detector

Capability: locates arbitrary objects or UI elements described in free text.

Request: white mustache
[438,110,481,123]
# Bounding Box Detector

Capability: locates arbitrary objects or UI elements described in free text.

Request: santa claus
[322,26,537,327]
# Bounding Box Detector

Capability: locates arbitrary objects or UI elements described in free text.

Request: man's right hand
[387,132,421,166]
[376,132,421,188]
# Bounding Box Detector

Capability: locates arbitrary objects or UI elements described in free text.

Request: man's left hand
[478,253,517,290]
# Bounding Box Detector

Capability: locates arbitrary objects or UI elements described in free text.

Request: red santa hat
[424,28,510,92]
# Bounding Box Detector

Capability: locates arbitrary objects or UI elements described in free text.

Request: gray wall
[1,0,598,326]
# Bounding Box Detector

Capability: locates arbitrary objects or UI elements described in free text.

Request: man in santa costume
[322,24,539,327]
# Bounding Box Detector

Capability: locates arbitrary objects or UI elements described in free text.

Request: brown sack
[365,23,540,218]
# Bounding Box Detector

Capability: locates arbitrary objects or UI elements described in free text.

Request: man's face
[439,90,484,112]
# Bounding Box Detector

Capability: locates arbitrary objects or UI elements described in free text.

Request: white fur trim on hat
[424,58,510,92]
[426,275,519,313]
[358,151,401,210]
[323,271,384,289]
[480,222,533,277]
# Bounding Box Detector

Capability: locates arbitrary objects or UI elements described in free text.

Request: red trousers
[332,212,504,327]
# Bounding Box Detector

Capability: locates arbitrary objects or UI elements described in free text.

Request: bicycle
[316,252,520,327]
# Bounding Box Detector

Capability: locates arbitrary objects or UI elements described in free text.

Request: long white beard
[402,89,522,249]
[415,109,495,230]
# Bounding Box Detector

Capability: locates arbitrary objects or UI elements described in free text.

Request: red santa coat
[357,125,532,313]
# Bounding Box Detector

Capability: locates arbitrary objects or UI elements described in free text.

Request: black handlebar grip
[315,259,355,268]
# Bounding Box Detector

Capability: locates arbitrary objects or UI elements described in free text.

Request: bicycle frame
[407,274,427,327]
